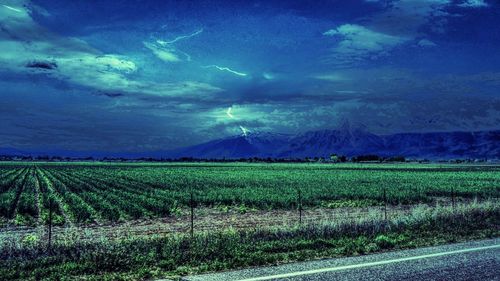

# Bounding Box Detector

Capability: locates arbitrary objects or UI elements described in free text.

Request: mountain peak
[338,119,352,132]
[337,119,368,134]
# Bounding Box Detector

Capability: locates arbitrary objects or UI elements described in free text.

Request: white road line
[237,244,500,281]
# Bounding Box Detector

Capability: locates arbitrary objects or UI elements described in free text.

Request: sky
[1,0,499,152]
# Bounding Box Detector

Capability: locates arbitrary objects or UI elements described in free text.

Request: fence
[29,184,478,250]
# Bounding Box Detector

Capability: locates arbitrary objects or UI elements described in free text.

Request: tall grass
[0,200,498,280]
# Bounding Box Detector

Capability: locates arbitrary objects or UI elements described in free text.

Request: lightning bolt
[239,126,249,137]
[157,28,204,45]
[225,107,250,137]
[204,65,248,77]
[150,28,203,63]
[226,107,234,119]
[3,4,23,12]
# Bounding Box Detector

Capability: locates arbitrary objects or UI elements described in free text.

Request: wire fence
[0,187,489,252]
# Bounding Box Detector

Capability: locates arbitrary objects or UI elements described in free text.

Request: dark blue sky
[1,0,499,152]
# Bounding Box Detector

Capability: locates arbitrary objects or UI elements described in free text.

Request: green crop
[0,162,498,225]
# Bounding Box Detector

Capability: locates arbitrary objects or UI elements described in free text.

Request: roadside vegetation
[0,200,498,280]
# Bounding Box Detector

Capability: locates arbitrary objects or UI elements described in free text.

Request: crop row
[0,167,31,222]
[0,163,498,226]
[102,164,500,207]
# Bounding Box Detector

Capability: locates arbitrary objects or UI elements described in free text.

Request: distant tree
[330,154,339,162]
[387,156,406,162]
[353,155,381,162]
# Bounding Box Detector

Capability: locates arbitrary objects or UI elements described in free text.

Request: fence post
[383,186,388,222]
[190,192,194,239]
[298,189,302,225]
[451,185,455,211]
[48,197,53,252]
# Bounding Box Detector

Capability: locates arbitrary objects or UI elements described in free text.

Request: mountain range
[1,124,499,160]
[170,124,499,160]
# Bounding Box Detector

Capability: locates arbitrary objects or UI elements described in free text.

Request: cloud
[360,0,454,39]
[200,104,276,137]
[94,91,125,98]
[223,106,252,136]
[366,0,489,36]
[417,39,437,47]
[323,24,408,65]
[0,1,220,98]
[143,42,181,62]
[458,0,489,8]
[26,60,58,69]
[312,73,351,82]
[310,67,476,99]
[262,72,275,80]
[322,0,492,65]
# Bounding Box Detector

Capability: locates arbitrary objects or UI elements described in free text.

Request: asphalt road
[182,238,500,281]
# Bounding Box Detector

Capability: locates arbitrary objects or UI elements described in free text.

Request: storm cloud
[1,0,499,152]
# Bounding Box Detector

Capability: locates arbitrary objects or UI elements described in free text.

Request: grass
[0,200,498,281]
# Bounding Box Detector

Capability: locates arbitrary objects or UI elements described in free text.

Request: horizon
[1,0,500,153]
[1,125,498,159]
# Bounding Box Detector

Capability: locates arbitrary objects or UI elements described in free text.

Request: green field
[0,162,499,226]
[0,162,499,280]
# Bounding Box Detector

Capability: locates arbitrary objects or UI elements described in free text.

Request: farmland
[0,162,499,280]
[0,162,498,226]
